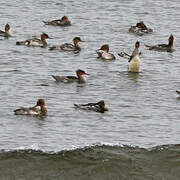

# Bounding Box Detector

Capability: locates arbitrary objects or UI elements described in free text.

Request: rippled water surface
[0,0,180,151]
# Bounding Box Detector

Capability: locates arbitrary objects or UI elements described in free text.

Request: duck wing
[60,43,74,51]
[52,75,78,83]
[14,107,39,115]
[145,43,168,50]
[156,44,168,48]
[16,36,41,45]
[0,30,5,36]
[102,52,116,60]
[74,103,105,113]
[43,19,61,25]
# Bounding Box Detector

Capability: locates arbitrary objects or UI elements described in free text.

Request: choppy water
[0,0,180,179]
[1,145,180,180]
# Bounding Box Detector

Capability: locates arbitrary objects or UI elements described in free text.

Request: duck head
[98,44,109,53]
[73,37,84,45]
[135,41,140,48]
[5,24,10,32]
[168,34,174,47]
[33,99,46,108]
[136,21,147,29]
[62,16,69,21]
[41,33,53,40]
[98,100,109,111]
[76,69,89,77]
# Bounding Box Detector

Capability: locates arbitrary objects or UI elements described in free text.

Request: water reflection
[128,72,140,82]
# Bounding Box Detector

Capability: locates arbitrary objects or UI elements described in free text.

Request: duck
[52,69,89,83]
[129,21,153,36]
[43,16,71,26]
[124,41,141,73]
[74,100,108,113]
[118,41,141,73]
[0,24,11,37]
[14,99,48,116]
[96,44,116,60]
[16,33,52,47]
[145,34,174,52]
[128,41,141,73]
[49,37,84,52]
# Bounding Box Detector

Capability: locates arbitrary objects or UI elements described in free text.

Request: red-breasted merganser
[49,37,84,52]
[128,41,141,72]
[0,24,11,37]
[16,33,52,47]
[52,69,89,83]
[96,44,116,60]
[129,21,153,36]
[14,99,48,116]
[118,41,141,73]
[43,16,71,26]
[74,100,108,113]
[145,34,174,52]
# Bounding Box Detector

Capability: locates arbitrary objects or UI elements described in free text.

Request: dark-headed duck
[145,34,174,52]
[14,99,48,116]
[49,37,84,52]
[0,24,11,37]
[52,69,89,83]
[43,16,71,26]
[129,21,153,36]
[96,44,115,60]
[16,33,52,47]
[74,100,108,113]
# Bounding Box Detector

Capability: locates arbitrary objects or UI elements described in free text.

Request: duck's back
[102,52,115,60]
[52,75,78,83]
[14,107,39,115]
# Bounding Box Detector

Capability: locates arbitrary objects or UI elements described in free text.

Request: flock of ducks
[0,17,178,116]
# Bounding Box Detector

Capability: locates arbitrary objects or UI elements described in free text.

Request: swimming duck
[14,99,48,116]
[96,44,116,60]
[129,21,153,36]
[52,69,89,83]
[119,41,141,72]
[74,100,108,113]
[145,34,174,52]
[16,33,52,47]
[43,16,71,26]
[0,24,11,37]
[49,37,84,52]
[128,41,141,73]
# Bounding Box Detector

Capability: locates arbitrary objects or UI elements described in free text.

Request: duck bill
[80,40,85,42]
[85,73,89,75]
[48,37,53,39]
[32,105,38,108]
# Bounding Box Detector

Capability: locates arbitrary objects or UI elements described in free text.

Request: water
[1,144,180,180]
[0,0,180,179]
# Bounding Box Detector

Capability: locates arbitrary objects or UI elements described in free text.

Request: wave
[1,144,180,179]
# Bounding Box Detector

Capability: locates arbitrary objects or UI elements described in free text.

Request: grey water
[0,0,180,152]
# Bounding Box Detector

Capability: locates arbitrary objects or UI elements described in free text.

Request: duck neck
[74,42,81,50]
[77,75,86,83]
[42,39,47,46]
[133,47,139,56]
[168,40,173,47]
[40,106,48,115]
[5,30,11,37]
